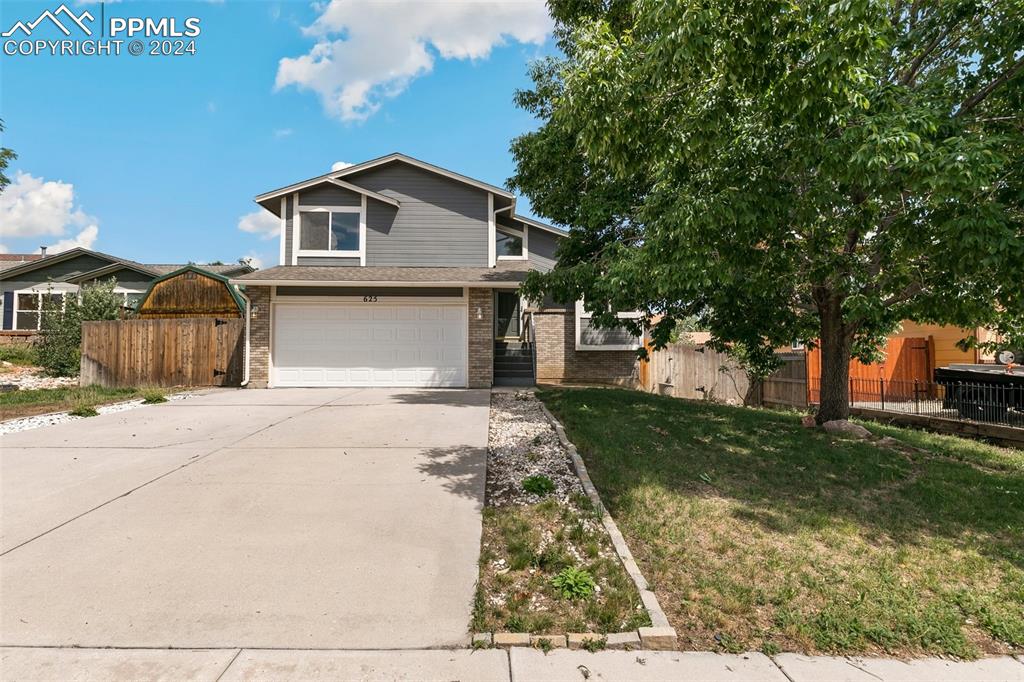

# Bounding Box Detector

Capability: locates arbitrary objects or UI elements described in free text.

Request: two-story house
[232,153,641,389]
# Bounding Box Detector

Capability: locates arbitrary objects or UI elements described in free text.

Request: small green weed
[523,474,556,497]
[552,566,597,600]
[69,404,99,417]
[141,389,167,404]
[581,635,607,652]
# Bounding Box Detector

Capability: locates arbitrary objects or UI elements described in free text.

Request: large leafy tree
[512,0,1024,422]
[0,119,16,192]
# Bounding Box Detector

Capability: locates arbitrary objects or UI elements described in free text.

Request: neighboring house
[136,265,246,319]
[232,152,642,389]
[0,248,254,334]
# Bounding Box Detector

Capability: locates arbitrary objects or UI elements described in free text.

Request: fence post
[880,378,885,411]
[914,379,920,415]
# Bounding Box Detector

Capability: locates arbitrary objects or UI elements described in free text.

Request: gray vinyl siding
[1,255,113,285]
[349,163,489,266]
[297,256,361,267]
[527,227,562,273]
[579,319,639,346]
[284,195,294,265]
[299,184,362,207]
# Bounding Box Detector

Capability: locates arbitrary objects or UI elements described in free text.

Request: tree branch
[956,55,1024,117]
[900,24,954,85]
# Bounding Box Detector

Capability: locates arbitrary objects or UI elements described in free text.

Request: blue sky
[0,0,557,267]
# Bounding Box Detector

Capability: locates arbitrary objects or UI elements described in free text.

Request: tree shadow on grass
[539,387,1024,570]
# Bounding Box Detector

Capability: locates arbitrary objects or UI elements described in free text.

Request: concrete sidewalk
[2,647,1021,681]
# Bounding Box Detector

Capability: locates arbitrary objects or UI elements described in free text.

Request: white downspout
[236,286,251,387]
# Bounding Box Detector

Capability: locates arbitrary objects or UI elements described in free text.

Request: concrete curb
[538,402,675,637]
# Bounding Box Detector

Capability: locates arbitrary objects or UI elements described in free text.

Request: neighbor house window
[574,301,643,351]
[496,227,524,258]
[14,291,67,331]
[298,208,361,255]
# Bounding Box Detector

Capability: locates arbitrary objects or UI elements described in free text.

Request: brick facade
[245,285,271,389]
[467,287,494,388]
[533,308,638,386]
[242,286,630,389]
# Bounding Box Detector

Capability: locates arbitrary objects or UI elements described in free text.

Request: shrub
[522,474,556,497]
[551,566,597,600]
[36,280,123,377]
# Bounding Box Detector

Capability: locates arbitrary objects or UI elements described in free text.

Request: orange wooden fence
[807,336,932,403]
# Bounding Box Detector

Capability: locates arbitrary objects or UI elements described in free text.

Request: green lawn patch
[0,345,40,367]
[0,386,146,420]
[538,387,1024,658]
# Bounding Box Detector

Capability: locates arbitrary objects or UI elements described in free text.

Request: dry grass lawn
[539,387,1024,659]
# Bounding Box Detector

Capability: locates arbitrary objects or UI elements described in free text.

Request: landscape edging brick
[537,401,676,635]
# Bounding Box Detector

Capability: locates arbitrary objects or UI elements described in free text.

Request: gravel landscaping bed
[0,365,78,390]
[0,391,199,435]
[473,391,650,636]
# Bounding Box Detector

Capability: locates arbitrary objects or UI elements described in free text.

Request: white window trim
[496,224,529,261]
[12,284,78,331]
[10,283,146,330]
[278,196,287,266]
[295,204,364,259]
[487,193,496,268]
[290,192,300,265]
[574,300,644,351]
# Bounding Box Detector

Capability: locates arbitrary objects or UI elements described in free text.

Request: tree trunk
[816,293,853,424]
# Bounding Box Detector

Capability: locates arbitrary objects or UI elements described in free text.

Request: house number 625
[363,296,379,303]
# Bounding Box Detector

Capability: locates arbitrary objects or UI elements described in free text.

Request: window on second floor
[299,208,361,255]
[496,226,524,258]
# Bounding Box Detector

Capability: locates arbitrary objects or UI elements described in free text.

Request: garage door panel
[273,302,467,388]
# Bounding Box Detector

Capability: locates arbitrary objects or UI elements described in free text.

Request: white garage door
[272,302,467,387]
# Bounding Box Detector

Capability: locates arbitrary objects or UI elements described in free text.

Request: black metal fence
[808,377,1024,427]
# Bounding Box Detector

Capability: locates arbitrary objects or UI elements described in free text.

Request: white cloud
[275,0,552,122]
[331,160,353,171]
[237,208,280,240]
[0,171,100,252]
[274,128,294,138]
[48,225,99,253]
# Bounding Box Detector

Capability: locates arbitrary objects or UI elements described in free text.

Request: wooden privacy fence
[640,342,808,409]
[641,342,757,405]
[807,336,931,403]
[80,318,244,388]
[760,352,808,408]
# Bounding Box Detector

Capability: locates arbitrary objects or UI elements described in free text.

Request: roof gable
[254,152,513,213]
[0,248,141,282]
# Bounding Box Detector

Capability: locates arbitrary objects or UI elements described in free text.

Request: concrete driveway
[0,388,489,649]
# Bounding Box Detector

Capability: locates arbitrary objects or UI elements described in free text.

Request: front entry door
[494,291,521,339]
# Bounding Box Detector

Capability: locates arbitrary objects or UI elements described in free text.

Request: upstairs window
[496,226,524,259]
[299,208,361,255]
